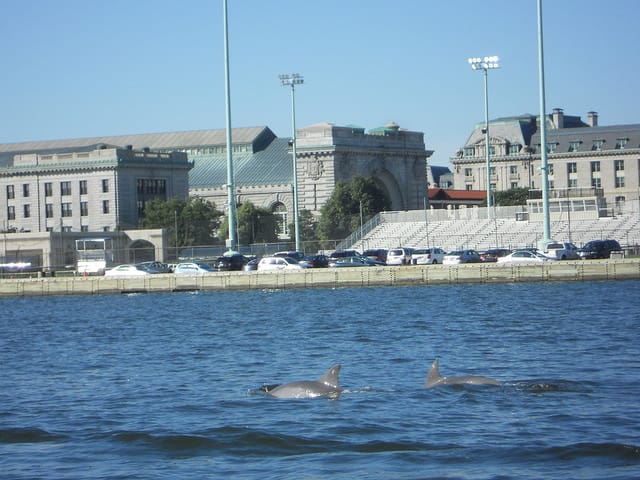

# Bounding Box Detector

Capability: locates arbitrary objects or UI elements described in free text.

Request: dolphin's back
[425,358,501,388]
[267,364,342,399]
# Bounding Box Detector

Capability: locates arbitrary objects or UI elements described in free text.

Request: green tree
[493,187,529,206]
[317,177,391,244]
[140,197,223,247]
[218,201,279,245]
[289,209,320,252]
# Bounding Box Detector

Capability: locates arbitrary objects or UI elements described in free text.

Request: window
[509,165,518,175]
[272,202,288,236]
[81,225,89,232]
[102,179,109,193]
[489,166,496,176]
[22,184,30,197]
[6,185,14,199]
[592,139,605,151]
[102,200,109,214]
[23,204,30,218]
[549,180,555,189]
[511,182,519,189]
[590,161,600,173]
[61,203,72,217]
[568,141,581,152]
[546,143,557,154]
[615,176,625,188]
[44,182,53,197]
[465,184,473,191]
[45,204,54,218]
[615,138,628,149]
[463,147,475,157]
[7,206,15,220]
[614,160,625,171]
[548,163,554,175]
[79,180,88,195]
[80,202,88,217]
[591,177,602,188]
[567,162,577,174]
[464,168,473,177]
[568,178,577,188]
[61,181,71,196]
[508,144,521,155]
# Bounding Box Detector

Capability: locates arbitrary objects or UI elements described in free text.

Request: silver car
[411,247,446,265]
[442,250,482,265]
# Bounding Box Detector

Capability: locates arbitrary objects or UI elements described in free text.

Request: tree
[218,201,279,245]
[317,177,391,244]
[140,197,223,247]
[493,187,529,206]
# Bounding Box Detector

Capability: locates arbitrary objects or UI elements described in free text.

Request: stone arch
[128,239,156,263]
[270,201,289,238]
[371,169,405,211]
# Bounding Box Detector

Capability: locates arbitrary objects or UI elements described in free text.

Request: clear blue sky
[2,0,639,166]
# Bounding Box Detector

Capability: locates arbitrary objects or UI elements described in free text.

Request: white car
[257,256,305,271]
[442,250,481,265]
[541,241,580,260]
[104,264,151,277]
[497,250,553,265]
[386,247,414,265]
[411,247,446,265]
[173,262,217,274]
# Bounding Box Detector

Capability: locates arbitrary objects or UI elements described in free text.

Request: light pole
[223,0,237,252]
[468,56,500,219]
[537,0,552,246]
[279,73,303,252]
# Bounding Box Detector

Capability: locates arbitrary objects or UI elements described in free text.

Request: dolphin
[425,358,501,388]
[267,364,342,399]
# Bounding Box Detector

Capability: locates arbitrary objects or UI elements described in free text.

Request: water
[1,280,639,479]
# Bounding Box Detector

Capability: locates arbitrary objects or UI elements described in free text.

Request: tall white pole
[279,74,303,252]
[538,0,551,244]
[223,0,237,251]
[483,68,491,217]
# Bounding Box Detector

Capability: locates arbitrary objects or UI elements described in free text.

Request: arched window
[272,202,288,237]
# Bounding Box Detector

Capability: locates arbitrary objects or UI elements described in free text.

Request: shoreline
[1,259,638,297]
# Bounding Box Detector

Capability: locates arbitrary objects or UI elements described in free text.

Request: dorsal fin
[425,358,444,388]
[318,364,341,388]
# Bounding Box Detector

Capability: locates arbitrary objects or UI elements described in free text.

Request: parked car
[328,249,361,260]
[215,253,248,271]
[300,254,329,268]
[497,250,553,265]
[243,258,260,271]
[411,247,446,265]
[329,256,380,267]
[479,248,512,263]
[362,248,388,264]
[541,241,580,260]
[386,247,414,265]
[578,239,622,259]
[173,262,217,274]
[273,251,305,261]
[257,256,306,271]
[136,261,172,273]
[442,250,482,265]
[104,264,152,277]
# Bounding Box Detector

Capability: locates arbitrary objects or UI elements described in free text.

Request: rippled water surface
[1,280,639,479]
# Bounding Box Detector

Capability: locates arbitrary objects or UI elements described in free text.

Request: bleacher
[349,202,640,253]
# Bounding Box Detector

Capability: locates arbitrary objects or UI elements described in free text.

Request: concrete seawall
[1,259,638,297]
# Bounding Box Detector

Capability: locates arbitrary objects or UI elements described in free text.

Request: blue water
[1,280,639,479]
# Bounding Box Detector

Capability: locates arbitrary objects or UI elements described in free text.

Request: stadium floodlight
[279,74,304,252]
[468,55,500,216]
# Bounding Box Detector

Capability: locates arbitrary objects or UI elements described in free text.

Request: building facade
[451,109,640,217]
[0,144,191,233]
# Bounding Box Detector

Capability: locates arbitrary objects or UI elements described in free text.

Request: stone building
[451,109,640,218]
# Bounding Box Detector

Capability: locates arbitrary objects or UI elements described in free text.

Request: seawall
[1,259,638,297]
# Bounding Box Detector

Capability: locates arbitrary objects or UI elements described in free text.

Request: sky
[2,0,640,166]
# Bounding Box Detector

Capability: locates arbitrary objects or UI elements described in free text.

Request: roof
[530,123,640,153]
[428,188,486,201]
[0,126,271,155]
[189,137,293,187]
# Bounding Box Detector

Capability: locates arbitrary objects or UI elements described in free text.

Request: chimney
[552,108,564,128]
[587,111,598,127]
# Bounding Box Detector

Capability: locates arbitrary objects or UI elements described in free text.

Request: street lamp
[279,73,304,252]
[468,56,500,218]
